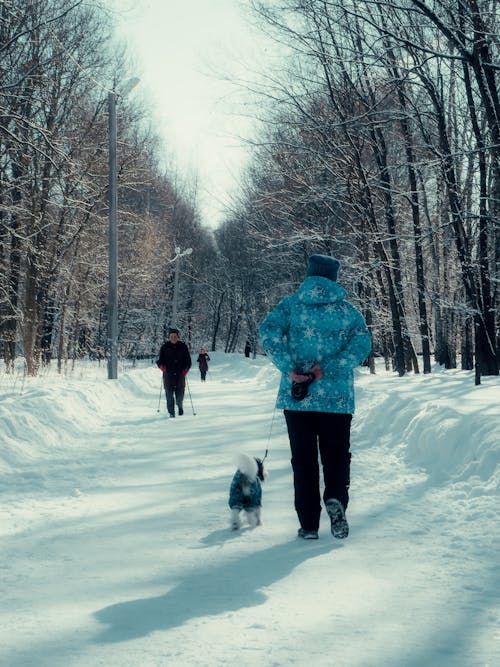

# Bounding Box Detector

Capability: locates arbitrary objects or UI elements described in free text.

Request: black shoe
[169,413,175,418]
[297,528,319,540]
[326,499,349,539]
[178,408,184,416]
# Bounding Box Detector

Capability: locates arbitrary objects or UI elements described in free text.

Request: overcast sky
[108,0,270,228]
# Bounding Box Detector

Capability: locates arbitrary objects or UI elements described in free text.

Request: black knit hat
[306,254,340,282]
[168,327,180,335]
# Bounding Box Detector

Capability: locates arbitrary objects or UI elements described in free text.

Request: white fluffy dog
[228,453,266,531]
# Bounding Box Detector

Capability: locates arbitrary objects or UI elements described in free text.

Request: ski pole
[186,376,196,415]
[157,374,164,413]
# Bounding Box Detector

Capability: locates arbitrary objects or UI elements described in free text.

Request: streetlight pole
[171,246,192,326]
[107,90,118,380]
[106,78,140,380]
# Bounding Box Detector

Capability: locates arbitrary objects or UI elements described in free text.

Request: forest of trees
[221,0,499,380]
[0,0,215,374]
[1,0,498,382]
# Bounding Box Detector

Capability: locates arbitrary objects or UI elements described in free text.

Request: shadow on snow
[93,537,338,643]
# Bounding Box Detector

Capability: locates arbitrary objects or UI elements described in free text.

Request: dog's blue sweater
[228,471,262,510]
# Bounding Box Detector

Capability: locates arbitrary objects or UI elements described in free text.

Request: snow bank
[2,357,498,496]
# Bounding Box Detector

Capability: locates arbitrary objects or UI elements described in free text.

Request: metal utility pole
[106,78,140,380]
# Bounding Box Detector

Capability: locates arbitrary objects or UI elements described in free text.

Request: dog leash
[262,407,277,462]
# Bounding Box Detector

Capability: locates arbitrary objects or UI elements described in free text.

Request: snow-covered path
[1,353,499,666]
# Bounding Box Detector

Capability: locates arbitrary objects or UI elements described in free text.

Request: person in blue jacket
[259,254,371,540]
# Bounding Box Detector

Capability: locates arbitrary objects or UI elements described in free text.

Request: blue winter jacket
[259,276,371,414]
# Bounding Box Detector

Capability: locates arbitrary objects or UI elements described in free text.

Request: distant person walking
[244,340,251,358]
[196,347,210,381]
[259,255,371,540]
[156,328,192,417]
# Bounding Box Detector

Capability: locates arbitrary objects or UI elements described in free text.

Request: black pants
[284,410,352,532]
[164,374,185,415]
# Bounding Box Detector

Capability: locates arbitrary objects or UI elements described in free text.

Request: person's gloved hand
[310,364,323,380]
[159,365,166,372]
[182,369,188,376]
[290,370,315,383]
[290,370,316,401]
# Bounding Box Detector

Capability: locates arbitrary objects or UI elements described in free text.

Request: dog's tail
[235,453,258,482]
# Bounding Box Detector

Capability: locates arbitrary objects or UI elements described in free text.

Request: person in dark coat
[196,346,210,381]
[156,328,192,417]
[259,255,371,541]
[244,340,251,358]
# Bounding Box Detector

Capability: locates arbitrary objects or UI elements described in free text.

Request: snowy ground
[0,352,499,667]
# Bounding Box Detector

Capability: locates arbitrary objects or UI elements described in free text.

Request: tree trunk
[210,292,224,352]
[397,95,431,373]
[461,316,474,371]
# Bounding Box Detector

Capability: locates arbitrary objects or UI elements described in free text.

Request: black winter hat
[306,254,340,282]
[168,327,180,335]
